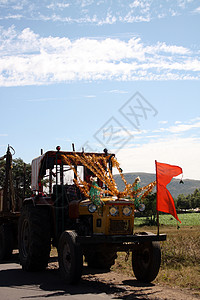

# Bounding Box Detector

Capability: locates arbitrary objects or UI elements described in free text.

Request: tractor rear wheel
[132,241,161,283]
[0,223,14,260]
[18,204,51,271]
[58,230,83,284]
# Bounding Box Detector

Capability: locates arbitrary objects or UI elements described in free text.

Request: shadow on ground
[0,254,156,300]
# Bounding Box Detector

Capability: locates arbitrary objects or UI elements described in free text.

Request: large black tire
[18,204,51,271]
[58,230,83,284]
[85,247,117,269]
[0,223,14,261]
[132,241,161,283]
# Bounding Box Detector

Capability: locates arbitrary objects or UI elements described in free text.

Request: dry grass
[112,226,200,294]
[50,226,200,293]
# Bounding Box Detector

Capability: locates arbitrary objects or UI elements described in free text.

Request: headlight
[109,206,119,216]
[122,206,132,216]
[88,203,97,213]
[138,203,145,212]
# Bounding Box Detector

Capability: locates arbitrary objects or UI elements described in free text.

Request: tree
[0,157,31,200]
[177,194,190,210]
[13,158,31,198]
[190,189,200,209]
[143,193,157,225]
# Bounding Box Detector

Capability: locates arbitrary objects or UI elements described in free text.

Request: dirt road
[0,256,199,300]
[83,270,200,300]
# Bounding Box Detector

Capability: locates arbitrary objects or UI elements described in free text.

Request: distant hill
[113,172,200,198]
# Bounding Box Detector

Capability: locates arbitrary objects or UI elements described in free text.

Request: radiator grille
[109,219,131,234]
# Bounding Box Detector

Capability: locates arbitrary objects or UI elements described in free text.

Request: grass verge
[111,225,200,295]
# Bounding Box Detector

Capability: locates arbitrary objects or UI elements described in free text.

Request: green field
[134,212,200,227]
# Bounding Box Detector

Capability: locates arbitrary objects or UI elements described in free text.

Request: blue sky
[0,0,200,180]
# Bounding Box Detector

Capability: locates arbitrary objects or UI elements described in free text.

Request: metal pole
[49,169,52,194]
[23,163,26,198]
[56,151,59,238]
[157,209,159,236]
[61,161,64,232]
[155,160,160,236]
[3,146,9,212]
[3,145,15,212]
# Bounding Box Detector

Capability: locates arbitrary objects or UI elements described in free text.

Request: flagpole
[157,209,160,236]
[155,160,160,236]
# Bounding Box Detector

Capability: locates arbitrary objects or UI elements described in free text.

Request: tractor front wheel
[132,241,161,283]
[58,230,83,284]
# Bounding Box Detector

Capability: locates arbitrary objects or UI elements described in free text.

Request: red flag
[155,161,182,223]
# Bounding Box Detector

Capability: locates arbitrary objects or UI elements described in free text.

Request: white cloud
[129,1,141,9]
[0,27,199,86]
[146,42,190,55]
[80,0,94,8]
[121,13,150,23]
[193,6,200,13]
[0,0,197,24]
[106,89,128,94]
[97,12,117,25]
[168,121,200,133]
[116,136,200,180]
[47,2,70,10]
[155,119,200,134]
[84,95,96,98]
[112,116,200,180]
[159,120,168,124]
[0,14,22,19]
